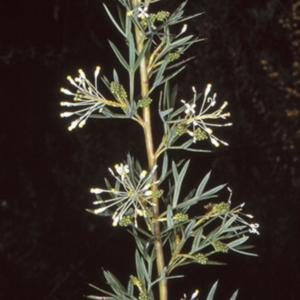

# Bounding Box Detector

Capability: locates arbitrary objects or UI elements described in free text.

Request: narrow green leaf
[134,39,151,72]
[167,205,174,229]
[135,251,146,287]
[227,236,249,248]
[229,290,239,300]
[206,281,218,300]
[128,31,136,69]
[195,171,211,197]
[230,247,258,256]
[103,4,126,37]
[127,278,134,297]
[172,160,190,208]
[201,184,227,199]
[160,66,186,84]
[103,271,127,296]
[191,227,203,253]
[109,40,129,70]
[184,219,195,239]
[113,69,120,83]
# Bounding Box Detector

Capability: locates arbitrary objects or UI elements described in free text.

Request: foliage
[59,1,260,299]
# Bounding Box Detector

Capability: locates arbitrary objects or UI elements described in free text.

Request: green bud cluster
[176,124,188,136]
[119,215,132,227]
[152,189,163,199]
[140,11,170,28]
[194,253,208,264]
[138,97,152,107]
[130,275,141,286]
[156,11,170,21]
[194,128,208,141]
[140,14,156,27]
[110,81,127,99]
[144,207,153,218]
[139,292,150,300]
[167,52,180,62]
[212,241,229,253]
[211,202,230,214]
[173,212,189,223]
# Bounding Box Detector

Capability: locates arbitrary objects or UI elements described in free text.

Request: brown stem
[130,1,167,299]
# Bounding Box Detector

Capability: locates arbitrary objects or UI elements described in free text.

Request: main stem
[130,1,167,299]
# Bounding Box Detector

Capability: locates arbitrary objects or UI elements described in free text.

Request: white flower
[60,67,106,131]
[138,6,149,19]
[91,162,158,227]
[191,289,199,300]
[182,85,232,146]
[226,188,260,235]
[181,100,196,115]
[249,223,260,235]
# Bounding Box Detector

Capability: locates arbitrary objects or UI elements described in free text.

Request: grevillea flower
[60,67,127,131]
[181,85,232,146]
[90,162,158,227]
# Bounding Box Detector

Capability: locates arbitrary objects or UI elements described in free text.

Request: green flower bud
[194,128,208,141]
[173,212,189,223]
[144,207,153,218]
[167,52,180,62]
[110,82,127,99]
[156,11,170,21]
[119,215,132,227]
[176,124,188,136]
[194,253,208,264]
[211,202,230,214]
[139,292,150,300]
[213,241,229,253]
[138,97,152,107]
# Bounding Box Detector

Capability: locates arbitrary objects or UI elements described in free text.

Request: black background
[0,0,299,299]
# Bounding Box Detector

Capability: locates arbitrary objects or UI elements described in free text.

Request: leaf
[184,219,195,239]
[191,227,203,253]
[227,236,249,248]
[195,171,211,197]
[167,205,174,230]
[103,271,127,297]
[229,290,239,300]
[109,40,129,70]
[160,66,186,84]
[172,160,190,208]
[201,184,227,199]
[206,281,218,300]
[128,31,136,69]
[133,39,151,72]
[103,4,125,38]
[113,69,120,83]
[135,251,146,287]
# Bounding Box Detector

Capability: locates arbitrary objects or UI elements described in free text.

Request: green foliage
[59,0,259,299]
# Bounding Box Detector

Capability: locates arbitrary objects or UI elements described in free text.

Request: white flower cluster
[60,67,106,131]
[91,162,158,227]
[227,188,260,235]
[181,84,232,147]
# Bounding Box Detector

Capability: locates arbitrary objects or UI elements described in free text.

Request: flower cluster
[180,85,232,147]
[216,188,260,235]
[91,162,159,227]
[60,67,127,131]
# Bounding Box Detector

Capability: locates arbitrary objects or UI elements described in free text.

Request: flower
[91,161,159,227]
[138,6,149,19]
[60,67,104,131]
[127,2,149,19]
[60,67,127,131]
[181,85,232,146]
[226,188,260,235]
[204,188,260,235]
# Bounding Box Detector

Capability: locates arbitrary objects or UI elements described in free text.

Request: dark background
[0,0,299,299]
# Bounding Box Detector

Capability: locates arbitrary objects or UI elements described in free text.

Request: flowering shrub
[60,1,259,299]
